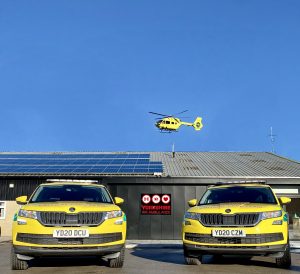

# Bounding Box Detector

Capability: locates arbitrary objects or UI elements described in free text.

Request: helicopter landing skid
[159,130,177,133]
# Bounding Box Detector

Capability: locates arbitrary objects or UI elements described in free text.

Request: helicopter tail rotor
[193,117,203,131]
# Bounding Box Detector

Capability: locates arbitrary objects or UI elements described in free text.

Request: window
[199,186,277,205]
[0,202,5,219]
[30,185,113,204]
[166,121,170,124]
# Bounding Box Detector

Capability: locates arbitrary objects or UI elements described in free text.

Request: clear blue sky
[0,1,299,160]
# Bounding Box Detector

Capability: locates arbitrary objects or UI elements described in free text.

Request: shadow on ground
[28,256,108,268]
[130,247,300,271]
[131,246,185,265]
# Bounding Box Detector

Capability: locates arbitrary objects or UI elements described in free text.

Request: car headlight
[18,209,38,219]
[104,210,122,220]
[261,210,282,220]
[184,212,200,220]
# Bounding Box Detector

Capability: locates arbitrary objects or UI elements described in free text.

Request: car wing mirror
[114,197,124,205]
[188,199,198,207]
[16,196,28,205]
[279,197,291,204]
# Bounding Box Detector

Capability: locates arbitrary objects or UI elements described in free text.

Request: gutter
[169,175,300,179]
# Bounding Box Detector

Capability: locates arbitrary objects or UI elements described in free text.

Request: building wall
[0,178,44,237]
[0,201,19,236]
[108,183,207,239]
[0,178,44,200]
[105,177,233,239]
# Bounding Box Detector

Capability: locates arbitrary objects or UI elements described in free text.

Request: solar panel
[0,153,151,159]
[0,153,163,175]
[88,167,106,173]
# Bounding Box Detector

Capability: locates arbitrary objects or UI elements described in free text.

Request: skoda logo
[225,209,231,213]
[69,207,76,212]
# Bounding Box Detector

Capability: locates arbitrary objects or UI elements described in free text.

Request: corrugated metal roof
[0,152,299,178]
[150,152,300,178]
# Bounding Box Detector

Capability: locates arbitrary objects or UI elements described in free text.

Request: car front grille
[38,212,105,227]
[199,213,260,227]
[185,232,283,244]
[16,232,122,245]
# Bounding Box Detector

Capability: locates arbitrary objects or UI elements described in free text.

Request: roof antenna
[268,126,277,154]
[172,143,175,158]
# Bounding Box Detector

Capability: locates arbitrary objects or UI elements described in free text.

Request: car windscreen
[30,185,113,203]
[199,186,277,205]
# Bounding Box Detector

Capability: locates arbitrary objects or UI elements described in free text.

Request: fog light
[272,220,282,225]
[114,219,123,225]
[17,218,27,225]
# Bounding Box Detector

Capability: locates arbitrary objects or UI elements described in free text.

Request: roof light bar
[213,180,267,186]
[154,172,163,177]
[46,179,99,183]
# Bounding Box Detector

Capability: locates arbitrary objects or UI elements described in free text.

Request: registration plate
[212,229,246,237]
[53,229,89,238]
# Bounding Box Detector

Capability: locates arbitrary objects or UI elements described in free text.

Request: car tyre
[276,244,291,269]
[213,254,222,262]
[185,255,202,265]
[11,247,29,270]
[108,247,125,268]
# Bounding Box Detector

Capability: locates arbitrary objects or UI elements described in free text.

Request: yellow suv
[11,181,126,270]
[182,182,291,268]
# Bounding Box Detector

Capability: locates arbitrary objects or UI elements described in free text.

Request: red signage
[141,194,171,215]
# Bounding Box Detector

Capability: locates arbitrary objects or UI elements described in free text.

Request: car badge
[69,207,76,212]
[225,209,231,213]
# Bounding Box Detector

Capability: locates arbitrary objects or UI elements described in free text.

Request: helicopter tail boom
[180,117,203,131]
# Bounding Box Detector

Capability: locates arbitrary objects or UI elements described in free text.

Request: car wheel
[213,254,222,262]
[108,247,125,268]
[276,244,291,269]
[11,247,29,270]
[185,255,202,265]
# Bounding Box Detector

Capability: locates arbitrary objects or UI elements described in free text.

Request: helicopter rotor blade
[156,115,174,120]
[173,110,189,116]
[149,110,189,118]
[149,111,170,117]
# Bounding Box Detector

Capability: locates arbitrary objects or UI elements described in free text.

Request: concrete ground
[1,241,300,274]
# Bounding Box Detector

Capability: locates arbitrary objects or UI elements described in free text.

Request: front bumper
[16,232,122,245]
[182,216,289,257]
[184,243,288,257]
[13,244,124,257]
[12,216,126,247]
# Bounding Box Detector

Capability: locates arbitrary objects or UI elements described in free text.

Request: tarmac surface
[1,240,300,274]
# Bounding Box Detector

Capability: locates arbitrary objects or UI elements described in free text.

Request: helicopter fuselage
[156,117,182,131]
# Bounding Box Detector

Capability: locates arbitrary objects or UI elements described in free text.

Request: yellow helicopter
[149,110,203,132]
